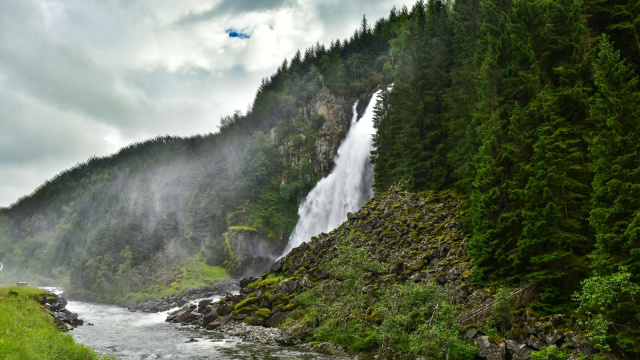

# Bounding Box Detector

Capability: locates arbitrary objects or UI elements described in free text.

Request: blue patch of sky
[225,29,250,39]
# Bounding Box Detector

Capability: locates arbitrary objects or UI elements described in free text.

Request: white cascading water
[279,89,382,257]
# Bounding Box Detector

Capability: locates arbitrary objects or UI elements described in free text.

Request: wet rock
[202,309,220,327]
[206,314,233,330]
[128,280,239,313]
[198,299,212,309]
[42,292,83,331]
[239,277,256,289]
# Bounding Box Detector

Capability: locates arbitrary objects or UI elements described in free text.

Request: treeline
[370,0,640,354]
[0,8,408,299]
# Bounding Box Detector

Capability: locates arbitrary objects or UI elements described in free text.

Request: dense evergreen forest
[1,0,640,356]
[368,0,640,355]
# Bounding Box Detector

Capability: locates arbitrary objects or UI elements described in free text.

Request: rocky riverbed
[127,279,240,313]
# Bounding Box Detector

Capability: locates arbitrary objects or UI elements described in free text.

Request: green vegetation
[282,233,474,358]
[573,269,640,356]
[0,286,114,360]
[530,345,570,360]
[366,2,640,355]
[124,254,229,304]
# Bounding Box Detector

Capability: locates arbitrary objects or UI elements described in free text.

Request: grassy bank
[0,286,114,360]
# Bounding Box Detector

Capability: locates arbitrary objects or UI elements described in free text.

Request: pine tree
[589,36,640,278]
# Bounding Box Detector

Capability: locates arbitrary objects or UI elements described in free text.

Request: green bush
[530,345,569,360]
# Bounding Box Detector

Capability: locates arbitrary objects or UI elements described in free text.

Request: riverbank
[0,285,113,360]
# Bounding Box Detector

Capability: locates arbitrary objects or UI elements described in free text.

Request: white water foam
[279,89,382,257]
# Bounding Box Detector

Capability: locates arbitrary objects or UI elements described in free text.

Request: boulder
[206,314,233,330]
[543,329,563,346]
[523,320,546,335]
[476,336,506,360]
[239,277,256,289]
[526,335,544,350]
[202,309,220,327]
[198,299,212,309]
[463,326,478,340]
[265,311,290,328]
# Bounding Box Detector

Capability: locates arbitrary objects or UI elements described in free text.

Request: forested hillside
[367,0,640,355]
[2,0,640,356]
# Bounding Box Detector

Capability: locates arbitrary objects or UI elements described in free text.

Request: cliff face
[307,88,355,175]
[277,87,356,183]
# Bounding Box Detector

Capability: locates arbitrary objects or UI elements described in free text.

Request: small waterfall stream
[280,89,382,256]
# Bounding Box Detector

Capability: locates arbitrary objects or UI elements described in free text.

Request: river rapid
[64,299,347,360]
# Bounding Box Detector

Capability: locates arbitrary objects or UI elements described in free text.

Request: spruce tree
[589,36,640,278]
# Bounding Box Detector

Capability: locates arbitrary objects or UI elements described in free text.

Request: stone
[476,336,506,360]
[523,321,546,335]
[202,309,220,327]
[206,314,233,330]
[463,326,479,340]
[174,310,195,323]
[512,345,533,360]
[269,259,284,273]
[265,311,290,328]
[217,303,232,316]
[198,299,212,309]
[526,335,544,350]
[239,277,256,288]
[543,329,563,346]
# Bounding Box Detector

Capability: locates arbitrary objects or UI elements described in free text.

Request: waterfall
[280,89,382,257]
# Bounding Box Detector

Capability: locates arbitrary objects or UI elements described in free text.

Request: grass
[0,286,114,360]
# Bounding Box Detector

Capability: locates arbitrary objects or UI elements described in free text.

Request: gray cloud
[176,0,290,26]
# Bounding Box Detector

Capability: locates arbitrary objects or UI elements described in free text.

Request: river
[64,299,348,359]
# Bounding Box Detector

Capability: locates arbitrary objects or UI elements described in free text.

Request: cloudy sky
[0,0,416,207]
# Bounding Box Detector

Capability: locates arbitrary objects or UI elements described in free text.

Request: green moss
[281,303,297,311]
[488,336,505,344]
[462,324,477,332]
[228,226,258,232]
[233,307,255,316]
[253,308,272,319]
[235,297,259,310]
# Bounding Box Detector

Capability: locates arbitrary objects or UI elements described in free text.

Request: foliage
[530,345,570,360]
[377,282,474,359]
[0,286,115,360]
[485,287,516,332]
[572,269,640,356]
